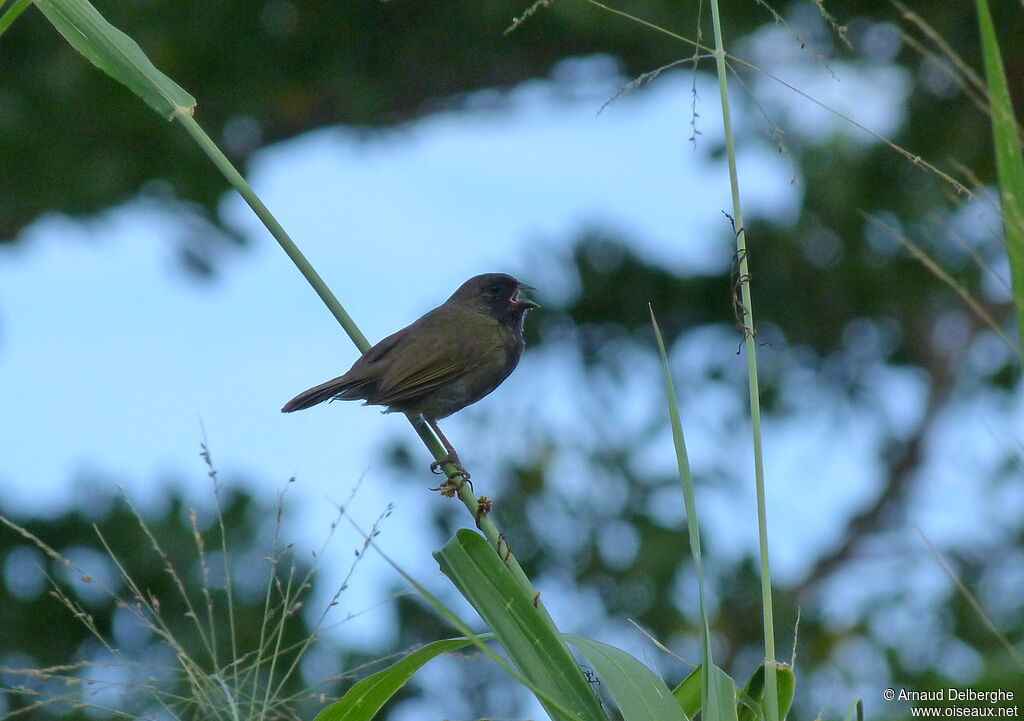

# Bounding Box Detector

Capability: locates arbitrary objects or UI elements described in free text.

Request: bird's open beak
[513,282,540,309]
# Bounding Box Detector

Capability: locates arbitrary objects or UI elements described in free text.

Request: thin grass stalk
[211,673,241,721]
[914,526,1024,667]
[93,525,221,697]
[14,521,193,718]
[92,530,226,715]
[863,211,1019,358]
[267,501,374,704]
[261,563,297,718]
[704,2,779,720]
[268,575,337,700]
[253,581,309,713]
[248,531,286,715]
[116,492,221,667]
[202,442,243,703]
[188,507,220,671]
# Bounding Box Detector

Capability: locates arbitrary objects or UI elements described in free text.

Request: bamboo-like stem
[173,109,550,615]
[704,3,780,721]
[175,112,370,353]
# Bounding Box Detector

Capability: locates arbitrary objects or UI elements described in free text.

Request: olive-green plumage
[281,273,539,422]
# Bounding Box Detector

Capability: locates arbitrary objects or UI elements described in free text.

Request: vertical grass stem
[705,3,779,719]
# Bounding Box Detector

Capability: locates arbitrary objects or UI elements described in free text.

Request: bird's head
[449,273,540,325]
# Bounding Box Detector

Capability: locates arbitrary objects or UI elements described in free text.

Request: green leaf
[672,664,746,721]
[844,697,864,721]
[435,529,606,721]
[362,535,582,721]
[736,662,795,721]
[705,663,739,721]
[672,665,702,718]
[563,634,688,721]
[313,637,485,721]
[976,0,1024,356]
[0,0,32,38]
[34,0,195,119]
[652,307,732,716]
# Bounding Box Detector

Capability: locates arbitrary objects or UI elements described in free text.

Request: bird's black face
[450,273,540,324]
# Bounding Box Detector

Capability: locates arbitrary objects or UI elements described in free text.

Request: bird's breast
[420,325,523,419]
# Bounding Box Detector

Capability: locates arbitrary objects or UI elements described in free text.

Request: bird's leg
[427,418,471,484]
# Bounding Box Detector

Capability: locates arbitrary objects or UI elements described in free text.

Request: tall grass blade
[650,307,738,721]
[33,0,195,118]
[435,529,606,721]
[313,637,486,721]
[563,634,688,721]
[976,0,1024,355]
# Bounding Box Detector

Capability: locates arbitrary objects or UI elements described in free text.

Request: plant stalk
[704,3,780,720]
[175,111,370,353]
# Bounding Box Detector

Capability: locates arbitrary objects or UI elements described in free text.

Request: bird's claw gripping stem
[430,454,473,497]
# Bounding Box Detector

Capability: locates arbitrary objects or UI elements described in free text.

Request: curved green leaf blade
[706,663,739,721]
[652,307,734,716]
[672,665,702,718]
[844,697,864,721]
[0,0,33,38]
[34,0,195,119]
[435,529,606,721]
[311,639,487,721]
[672,664,746,721]
[564,634,688,721]
[976,0,1024,355]
[312,637,485,721]
[737,662,795,721]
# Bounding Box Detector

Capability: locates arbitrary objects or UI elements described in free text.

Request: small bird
[282,273,539,477]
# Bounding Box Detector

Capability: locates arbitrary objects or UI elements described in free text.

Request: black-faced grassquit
[282,273,539,474]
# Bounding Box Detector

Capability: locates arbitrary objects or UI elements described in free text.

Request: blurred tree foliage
[1,1,1019,268]
[2,1,1023,720]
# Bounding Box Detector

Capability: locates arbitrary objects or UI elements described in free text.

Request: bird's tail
[281,376,367,413]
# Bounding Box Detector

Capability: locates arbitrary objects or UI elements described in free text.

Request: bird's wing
[373,358,469,405]
[366,310,495,407]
